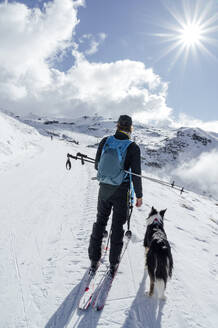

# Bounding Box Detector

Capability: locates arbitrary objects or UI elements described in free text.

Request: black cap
[117,115,132,127]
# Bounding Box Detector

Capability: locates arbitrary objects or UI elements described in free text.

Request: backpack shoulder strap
[101,135,114,155]
[101,135,132,159]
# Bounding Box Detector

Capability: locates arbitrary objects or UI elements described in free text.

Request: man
[88,115,143,277]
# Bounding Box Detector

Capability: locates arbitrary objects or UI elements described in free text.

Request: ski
[92,232,131,311]
[78,231,109,310]
[78,269,100,310]
[92,268,116,311]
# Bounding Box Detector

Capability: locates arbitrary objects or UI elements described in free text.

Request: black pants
[88,183,129,265]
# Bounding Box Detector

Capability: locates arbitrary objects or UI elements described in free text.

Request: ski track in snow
[0,135,218,328]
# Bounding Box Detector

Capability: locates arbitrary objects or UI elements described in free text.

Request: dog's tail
[155,279,165,299]
[156,255,168,286]
[147,250,172,298]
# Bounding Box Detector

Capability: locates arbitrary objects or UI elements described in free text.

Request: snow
[0,112,218,327]
[15,113,218,200]
[0,112,42,171]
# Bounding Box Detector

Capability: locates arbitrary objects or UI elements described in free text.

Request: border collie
[143,207,173,299]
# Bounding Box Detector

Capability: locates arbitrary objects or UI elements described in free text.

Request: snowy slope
[0,111,42,170]
[0,120,218,328]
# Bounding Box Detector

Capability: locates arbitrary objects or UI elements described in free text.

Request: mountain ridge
[1,110,218,199]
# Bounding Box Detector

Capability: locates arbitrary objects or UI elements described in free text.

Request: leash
[66,152,186,194]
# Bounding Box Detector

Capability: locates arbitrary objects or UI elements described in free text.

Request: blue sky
[0,0,217,129]
[76,0,218,121]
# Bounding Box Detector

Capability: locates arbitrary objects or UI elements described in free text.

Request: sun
[152,0,218,68]
[179,23,203,46]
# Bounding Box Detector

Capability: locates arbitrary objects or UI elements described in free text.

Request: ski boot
[89,260,99,275]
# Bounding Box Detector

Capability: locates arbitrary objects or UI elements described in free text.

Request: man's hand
[136,197,143,207]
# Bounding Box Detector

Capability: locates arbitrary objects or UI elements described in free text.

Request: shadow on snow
[122,271,165,328]
[45,270,165,328]
[45,269,103,328]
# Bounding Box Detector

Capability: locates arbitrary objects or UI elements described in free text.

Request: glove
[136,198,142,207]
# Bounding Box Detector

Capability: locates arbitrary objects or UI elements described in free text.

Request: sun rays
[153,0,218,68]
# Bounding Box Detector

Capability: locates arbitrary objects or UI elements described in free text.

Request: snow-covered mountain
[1,111,218,199]
[139,126,218,168]
[0,110,218,328]
[12,113,218,199]
[18,114,218,168]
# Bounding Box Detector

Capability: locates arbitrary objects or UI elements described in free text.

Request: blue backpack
[97,136,132,185]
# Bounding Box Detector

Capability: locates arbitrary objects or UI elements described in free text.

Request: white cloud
[0,0,81,92]
[36,53,170,118]
[172,150,218,199]
[0,0,170,121]
[79,32,107,55]
[99,33,107,41]
[172,113,218,133]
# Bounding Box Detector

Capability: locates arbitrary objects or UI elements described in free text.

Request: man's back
[95,130,142,199]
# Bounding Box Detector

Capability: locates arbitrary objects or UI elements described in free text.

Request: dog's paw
[145,291,153,297]
[159,295,167,302]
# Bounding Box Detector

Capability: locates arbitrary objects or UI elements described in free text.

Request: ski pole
[125,181,134,239]
[66,153,95,170]
[66,152,186,193]
[103,227,112,257]
[76,152,95,162]
[68,153,95,164]
[124,170,186,193]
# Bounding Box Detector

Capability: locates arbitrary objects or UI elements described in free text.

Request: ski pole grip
[67,153,78,160]
[77,152,87,158]
[77,152,95,162]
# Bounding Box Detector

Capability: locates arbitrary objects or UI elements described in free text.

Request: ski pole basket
[125,230,132,239]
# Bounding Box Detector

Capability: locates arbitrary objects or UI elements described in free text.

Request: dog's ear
[149,206,157,217]
[160,209,167,218]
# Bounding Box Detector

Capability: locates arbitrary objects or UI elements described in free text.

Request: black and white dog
[143,207,173,299]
